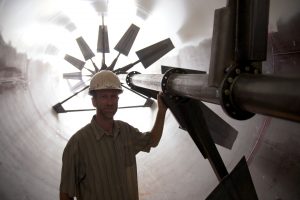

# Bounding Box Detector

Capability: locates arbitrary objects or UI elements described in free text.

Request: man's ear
[92,96,97,107]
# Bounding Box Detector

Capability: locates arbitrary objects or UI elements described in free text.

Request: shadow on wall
[0,34,28,93]
[265,12,300,76]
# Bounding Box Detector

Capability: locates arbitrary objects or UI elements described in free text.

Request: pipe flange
[220,64,260,120]
[126,71,140,89]
[161,68,187,101]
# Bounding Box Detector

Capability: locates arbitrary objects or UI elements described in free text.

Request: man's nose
[106,96,116,104]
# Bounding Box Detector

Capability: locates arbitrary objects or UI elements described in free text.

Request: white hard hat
[89,70,123,95]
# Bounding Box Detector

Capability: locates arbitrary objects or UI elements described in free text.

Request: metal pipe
[166,74,219,104]
[128,74,163,91]
[233,74,300,122]
[120,73,300,123]
[119,73,219,104]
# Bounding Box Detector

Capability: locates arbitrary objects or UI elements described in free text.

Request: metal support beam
[208,5,235,87]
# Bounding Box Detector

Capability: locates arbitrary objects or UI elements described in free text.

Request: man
[59,70,168,200]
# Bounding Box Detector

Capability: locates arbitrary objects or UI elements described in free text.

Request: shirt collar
[91,115,120,140]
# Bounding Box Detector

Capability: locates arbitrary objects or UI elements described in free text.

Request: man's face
[92,89,120,120]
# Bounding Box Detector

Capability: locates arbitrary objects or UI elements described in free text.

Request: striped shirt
[60,116,152,200]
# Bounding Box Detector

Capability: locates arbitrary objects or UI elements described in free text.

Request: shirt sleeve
[59,138,80,197]
[116,120,152,154]
[130,127,152,154]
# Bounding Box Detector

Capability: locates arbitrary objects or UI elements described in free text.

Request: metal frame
[117,0,298,198]
[52,85,154,113]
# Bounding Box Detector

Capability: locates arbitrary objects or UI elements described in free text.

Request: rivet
[224,68,228,73]
[224,89,230,95]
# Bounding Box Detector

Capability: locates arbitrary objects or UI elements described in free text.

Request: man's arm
[150,92,168,147]
[60,192,73,200]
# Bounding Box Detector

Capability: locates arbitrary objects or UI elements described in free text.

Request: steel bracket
[125,71,158,99]
[126,71,141,88]
[220,63,260,120]
[161,68,188,102]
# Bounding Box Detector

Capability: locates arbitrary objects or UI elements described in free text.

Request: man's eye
[99,95,107,99]
[98,95,118,100]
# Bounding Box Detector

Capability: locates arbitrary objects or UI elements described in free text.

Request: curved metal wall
[0,0,300,199]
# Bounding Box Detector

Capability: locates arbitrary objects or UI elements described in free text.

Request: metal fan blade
[200,102,238,150]
[97,15,109,70]
[64,54,85,71]
[108,24,140,71]
[76,36,95,61]
[207,157,258,199]
[136,38,174,69]
[97,25,110,53]
[70,80,88,92]
[63,72,83,80]
[114,24,140,56]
